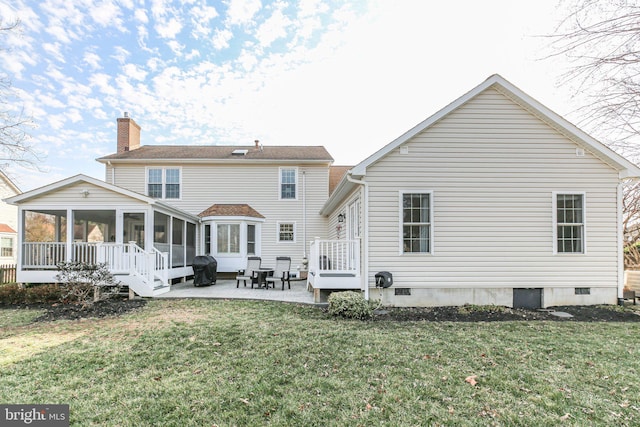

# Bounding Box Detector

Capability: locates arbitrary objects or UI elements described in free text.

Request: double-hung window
[1,237,13,257]
[280,168,297,200]
[402,192,432,253]
[555,193,585,254]
[147,168,180,199]
[278,222,295,242]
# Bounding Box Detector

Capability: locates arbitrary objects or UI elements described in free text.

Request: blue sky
[0,0,574,191]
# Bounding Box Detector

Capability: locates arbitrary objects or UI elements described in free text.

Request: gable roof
[0,223,16,233]
[329,166,352,196]
[0,170,20,195]
[322,74,640,215]
[351,74,640,179]
[5,174,199,221]
[198,203,265,219]
[97,145,333,163]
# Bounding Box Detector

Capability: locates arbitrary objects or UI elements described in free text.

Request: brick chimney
[117,112,141,153]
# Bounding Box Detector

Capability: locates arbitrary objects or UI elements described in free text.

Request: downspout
[347,172,369,300]
[618,179,624,305]
[302,169,307,258]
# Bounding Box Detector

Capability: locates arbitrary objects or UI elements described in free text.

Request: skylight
[232,149,248,156]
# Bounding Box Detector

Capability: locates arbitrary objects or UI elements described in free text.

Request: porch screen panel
[153,212,170,254]
[172,218,184,267]
[186,222,196,266]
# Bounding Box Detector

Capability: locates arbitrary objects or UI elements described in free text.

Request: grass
[1,300,640,426]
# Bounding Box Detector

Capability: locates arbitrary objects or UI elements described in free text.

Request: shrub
[327,291,373,320]
[56,262,121,307]
[0,283,62,305]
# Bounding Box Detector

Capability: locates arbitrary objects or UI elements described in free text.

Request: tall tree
[0,19,41,170]
[550,1,640,268]
[550,0,640,157]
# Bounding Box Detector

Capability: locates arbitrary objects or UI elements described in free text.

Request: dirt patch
[373,305,640,322]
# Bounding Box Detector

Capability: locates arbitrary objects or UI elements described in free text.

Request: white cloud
[89,73,117,96]
[90,0,125,31]
[123,63,148,81]
[67,108,83,123]
[185,49,201,60]
[156,16,183,39]
[83,52,101,70]
[167,40,185,55]
[134,9,148,24]
[256,9,291,47]
[190,4,219,39]
[111,46,130,64]
[226,0,262,26]
[212,28,233,50]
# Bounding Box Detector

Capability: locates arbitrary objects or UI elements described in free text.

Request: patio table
[253,268,274,288]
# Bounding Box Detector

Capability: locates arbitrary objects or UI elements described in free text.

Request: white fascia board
[98,158,333,165]
[5,174,156,205]
[199,215,266,223]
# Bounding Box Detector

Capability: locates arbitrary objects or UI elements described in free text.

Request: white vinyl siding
[364,87,619,291]
[109,163,329,269]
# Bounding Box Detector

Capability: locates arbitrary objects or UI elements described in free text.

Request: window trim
[552,191,586,255]
[279,167,298,200]
[0,236,13,258]
[277,221,296,243]
[399,190,433,255]
[145,166,182,200]
[216,223,241,254]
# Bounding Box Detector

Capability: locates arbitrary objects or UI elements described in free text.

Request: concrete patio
[156,278,316,304]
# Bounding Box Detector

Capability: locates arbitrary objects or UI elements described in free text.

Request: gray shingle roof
[98,145,333,162]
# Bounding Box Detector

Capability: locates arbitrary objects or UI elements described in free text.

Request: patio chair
[236,256,262,288]
[265,256,292,290]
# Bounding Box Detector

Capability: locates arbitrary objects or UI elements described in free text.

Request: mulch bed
[3,298,640,322]
[373,305,640,322]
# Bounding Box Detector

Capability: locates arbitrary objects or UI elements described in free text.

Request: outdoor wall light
[337,213,345,223]
[81,189,90,198]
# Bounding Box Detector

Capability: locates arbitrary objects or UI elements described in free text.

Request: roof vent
[232,149,249,156]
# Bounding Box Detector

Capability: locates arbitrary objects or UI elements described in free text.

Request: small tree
[56,262,121,307]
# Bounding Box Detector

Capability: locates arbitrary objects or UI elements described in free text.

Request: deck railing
[309,239,360,275]
[21,242,169,289]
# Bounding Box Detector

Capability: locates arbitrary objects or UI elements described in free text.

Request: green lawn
[1,299,640,426]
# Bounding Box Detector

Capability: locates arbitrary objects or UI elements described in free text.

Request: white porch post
[66,208,73,262]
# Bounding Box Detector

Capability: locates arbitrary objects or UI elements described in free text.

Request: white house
[7,75,640,307]
[0,170,20,265]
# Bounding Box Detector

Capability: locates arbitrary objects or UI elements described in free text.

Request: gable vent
[232,149,249,156]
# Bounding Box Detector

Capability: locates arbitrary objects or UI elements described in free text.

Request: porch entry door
[123,212,145,248]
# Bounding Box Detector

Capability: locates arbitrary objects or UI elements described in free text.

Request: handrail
[309,239,360,275]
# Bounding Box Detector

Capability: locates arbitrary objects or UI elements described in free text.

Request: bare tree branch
[0,18,45,173]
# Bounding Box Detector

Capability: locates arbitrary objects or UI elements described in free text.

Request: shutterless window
[280,168,297,199]
[147,168,180,199]
[279,223,294,242]
[148,168,163,198]
[165,168,180,199]
[402,193,431,253]
[217,224,240,254]
[247,224,256,255]
[556,194,584,253]
[1,237,12,257]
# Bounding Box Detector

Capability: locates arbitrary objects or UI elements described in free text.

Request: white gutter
[347,173,369,300]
